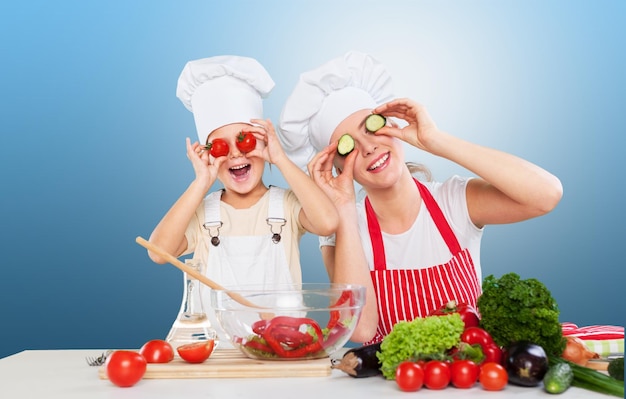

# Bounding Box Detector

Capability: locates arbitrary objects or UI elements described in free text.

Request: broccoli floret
[477,272,566,358]
[608,357,624,381]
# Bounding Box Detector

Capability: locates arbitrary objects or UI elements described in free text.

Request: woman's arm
[373,98,563,227]
[310,146,378,342]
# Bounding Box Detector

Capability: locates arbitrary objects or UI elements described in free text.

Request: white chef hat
[278,51,394,171]
[176,55,275,145]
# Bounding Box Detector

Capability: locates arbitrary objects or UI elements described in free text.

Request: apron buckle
[266,218,286,244]
[203,221,223,247]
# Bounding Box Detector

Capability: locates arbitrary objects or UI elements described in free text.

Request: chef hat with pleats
[278,51,394,171]
[176,55,275,145]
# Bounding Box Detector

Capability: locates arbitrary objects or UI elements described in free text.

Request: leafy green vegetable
[376,313,464,379]
[477,272,566,358]
[607,357,624,381]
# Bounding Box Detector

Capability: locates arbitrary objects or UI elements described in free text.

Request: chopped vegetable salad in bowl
[211,283,365,360]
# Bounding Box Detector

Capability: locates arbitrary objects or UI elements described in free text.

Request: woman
[278,51,563,343]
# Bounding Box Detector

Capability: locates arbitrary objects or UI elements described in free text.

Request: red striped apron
[365,179,481,344]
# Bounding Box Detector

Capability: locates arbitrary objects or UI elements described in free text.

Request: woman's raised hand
[372,98,441,153]
[307,142,357,208]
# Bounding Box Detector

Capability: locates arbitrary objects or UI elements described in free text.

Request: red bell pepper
[262,316,324,358]
[429,300,480,329]
[327,289,353,330]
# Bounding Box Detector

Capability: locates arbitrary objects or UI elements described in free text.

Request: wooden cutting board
[98,349,332,379]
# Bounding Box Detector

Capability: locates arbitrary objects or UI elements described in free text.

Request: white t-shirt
[184,188,305,284]
[320,176,484,283]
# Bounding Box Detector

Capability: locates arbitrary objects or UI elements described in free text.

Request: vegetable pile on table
[331,272,624,397]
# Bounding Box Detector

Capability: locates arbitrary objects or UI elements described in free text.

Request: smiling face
[208,123,266,196]
[330,109,406,190]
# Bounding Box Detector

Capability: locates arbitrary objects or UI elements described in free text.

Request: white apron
[200,187,294,347]
[365,179,481,344]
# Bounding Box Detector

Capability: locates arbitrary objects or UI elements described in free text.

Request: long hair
[407,162,432,182]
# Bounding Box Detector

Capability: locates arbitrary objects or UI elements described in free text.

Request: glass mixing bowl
[211,283,366,360]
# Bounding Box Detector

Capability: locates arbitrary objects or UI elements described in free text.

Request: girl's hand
[372,98,442,153]
[245,118,287,165]
[307,142,357,208]
[186,137,221,190]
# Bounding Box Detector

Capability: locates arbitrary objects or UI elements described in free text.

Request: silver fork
[85,350,112,366]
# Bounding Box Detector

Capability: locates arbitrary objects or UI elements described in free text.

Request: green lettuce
[377,313,464,379]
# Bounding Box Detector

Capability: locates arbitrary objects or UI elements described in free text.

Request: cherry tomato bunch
[392,302,508,392]
[395,357,507,392]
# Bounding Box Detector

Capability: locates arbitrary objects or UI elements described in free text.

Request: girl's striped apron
[365,179,481,344]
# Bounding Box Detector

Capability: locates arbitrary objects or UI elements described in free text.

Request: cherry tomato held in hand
[235,131,256,153]
[206,138,229,157]
[479,362,508,391]
[395,361,424,392]
[140,339,174,363]
[423,360,451,390]
[177,340,216,363]
[105,350,147,387]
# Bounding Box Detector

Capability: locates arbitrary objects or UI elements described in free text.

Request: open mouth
[367,152,390,171]
[229,163,251,179]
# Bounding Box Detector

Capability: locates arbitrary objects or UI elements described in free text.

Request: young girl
[147,55,339,345]
[278,51,563,344]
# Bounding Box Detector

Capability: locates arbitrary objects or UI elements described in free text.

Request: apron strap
[415,180,462,255]
[365,178,462,270]
[203,190,225,246]
[267,186,287,244]
[365,197,386,271]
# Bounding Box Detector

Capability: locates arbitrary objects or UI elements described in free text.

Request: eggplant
[331,342,382,378]
[503,341,549,387]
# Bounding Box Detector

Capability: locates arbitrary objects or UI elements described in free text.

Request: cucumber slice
[365,114,386,132]
[337,134,355,156]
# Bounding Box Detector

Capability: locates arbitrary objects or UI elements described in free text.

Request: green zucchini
[365,114,386,132]
[548,357,624,397]
[337,134,355,156]
[543,362,574,394]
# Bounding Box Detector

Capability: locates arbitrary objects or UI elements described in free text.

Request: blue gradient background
[1,1,624,358]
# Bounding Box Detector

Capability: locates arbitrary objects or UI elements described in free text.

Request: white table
[0,349,614,398]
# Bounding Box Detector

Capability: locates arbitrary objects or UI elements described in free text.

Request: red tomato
[423,360,451,390]
[479,362,508,391]
[206,138,229,157]
[177,340,215,363]
[139,339,174,363]
[450,359,480,389]
[395,361,424,392]
[105,350,147,387]
[235,131,256,153]
[430,300,480,329]
[460,326,494,347]
[483,343,503,365]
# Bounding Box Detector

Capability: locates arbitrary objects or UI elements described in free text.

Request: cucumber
[337,134,355,156]
[365,114,386,132]
[543,362,574,394]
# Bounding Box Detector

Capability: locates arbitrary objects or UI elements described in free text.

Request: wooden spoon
[135,236,273,317]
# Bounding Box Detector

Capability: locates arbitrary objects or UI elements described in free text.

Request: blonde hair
[407,162,432,182]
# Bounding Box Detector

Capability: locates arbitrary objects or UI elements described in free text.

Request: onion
[561,336,599,365]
